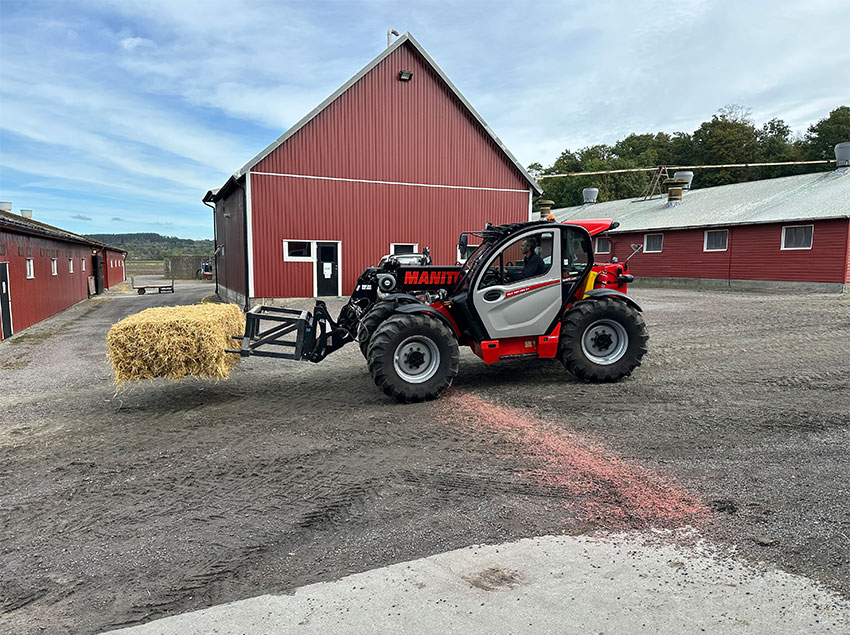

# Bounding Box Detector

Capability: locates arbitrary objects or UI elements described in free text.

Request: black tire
[367,314,459,403]
[559,297,648,382]
[357,301,397,358]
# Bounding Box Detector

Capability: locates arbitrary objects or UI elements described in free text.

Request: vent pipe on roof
[673,170,694,190]
[20,209,33,219]
[835,142,850,167]
[537,199,554,220]
[0,202,11,213]
[387,29,400,48]
[582,187,599,204]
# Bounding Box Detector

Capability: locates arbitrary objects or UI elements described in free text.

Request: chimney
[582,187,599,204]
[0,202,11,213]
[835,142,850,168]
[537,199,554,220]
[20,209,33,219]
[673,170,694,190]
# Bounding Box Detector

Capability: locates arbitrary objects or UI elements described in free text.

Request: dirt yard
[1,284,848,633]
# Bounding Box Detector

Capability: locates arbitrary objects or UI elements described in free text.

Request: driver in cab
[516,237,545,280]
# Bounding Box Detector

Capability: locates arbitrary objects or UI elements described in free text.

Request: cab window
[478,231,554,290]
[563,228,591,276]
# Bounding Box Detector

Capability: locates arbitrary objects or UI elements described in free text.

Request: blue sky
[1,0,848,239]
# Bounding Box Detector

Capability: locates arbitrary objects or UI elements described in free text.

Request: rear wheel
[559,297,648,382]
[367,314,459,403]
[357,301,397,358]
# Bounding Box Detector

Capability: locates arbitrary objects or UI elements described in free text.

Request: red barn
[204,32,541,307]
[554,168,850,293]
[0,209,126,340]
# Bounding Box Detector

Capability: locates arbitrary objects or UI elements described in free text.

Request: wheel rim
[393,335,440,384]
[581,319,628,365]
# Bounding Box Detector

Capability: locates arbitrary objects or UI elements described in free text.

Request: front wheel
[559,297,648,382]
[367,314,459,403]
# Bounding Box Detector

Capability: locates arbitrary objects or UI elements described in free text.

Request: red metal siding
[103,249,126,288]
[216,187,247,298]
[251,174,527,297]
[253,41,528,191]
[0,231,91,339]
[602,219,850,283]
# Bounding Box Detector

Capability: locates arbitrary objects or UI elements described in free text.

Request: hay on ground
[107,304,245,384]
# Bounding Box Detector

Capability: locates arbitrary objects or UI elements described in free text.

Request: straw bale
[107,303,245,383]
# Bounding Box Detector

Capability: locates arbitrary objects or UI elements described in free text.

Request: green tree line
[529,105,850,208]
[85,232,214,261]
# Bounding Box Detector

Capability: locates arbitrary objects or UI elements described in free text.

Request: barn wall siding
[0,231,92,338]
[602,219,849,284]
[103,249,126,288]
[251,174,528,297]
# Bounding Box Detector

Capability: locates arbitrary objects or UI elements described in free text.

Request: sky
[1,0,848,239]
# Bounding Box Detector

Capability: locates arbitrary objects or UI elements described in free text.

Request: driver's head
[521,237,537,255]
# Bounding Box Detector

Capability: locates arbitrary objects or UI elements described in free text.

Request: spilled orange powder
[443,392,709,528]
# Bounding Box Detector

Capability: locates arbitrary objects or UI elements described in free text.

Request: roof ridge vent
[20,209,33,219]
[834,142,850,175]
[0,202,11,213]
[582,187,599,204]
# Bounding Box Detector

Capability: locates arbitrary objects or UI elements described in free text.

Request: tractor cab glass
[562,228,591,277]
[478,231,554,290]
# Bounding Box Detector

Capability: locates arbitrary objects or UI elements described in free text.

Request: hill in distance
[85,232,214,261]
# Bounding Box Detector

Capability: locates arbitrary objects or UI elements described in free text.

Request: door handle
[483,289,502,302]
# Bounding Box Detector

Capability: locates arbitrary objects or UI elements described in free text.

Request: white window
[457,243,481,264]
[283,240,313,262]
[68,258,74,273]
[781,224,813,250]
[81,258,86,272]
[704,229,728,252]
[644,233,663,253]
[51,258,58,275]
[595,237,611,254]
[26,258,34,279]
[390,243,418,255]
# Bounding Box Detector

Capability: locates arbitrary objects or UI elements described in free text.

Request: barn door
[315,242,339,296]
[0,263,12,339]
[93,255,104,294]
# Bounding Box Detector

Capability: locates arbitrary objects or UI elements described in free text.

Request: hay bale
[107,304,245,383]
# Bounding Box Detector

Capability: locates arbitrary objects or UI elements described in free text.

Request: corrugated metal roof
[228,32,542,195]
[553,169,850,232]
[0,210,126,253]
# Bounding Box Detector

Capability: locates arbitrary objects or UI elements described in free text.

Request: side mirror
[458,233,468,250]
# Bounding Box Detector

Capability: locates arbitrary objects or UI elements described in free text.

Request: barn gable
[240,33,540,193]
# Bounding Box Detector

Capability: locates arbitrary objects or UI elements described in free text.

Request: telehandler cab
[228,218,648,402]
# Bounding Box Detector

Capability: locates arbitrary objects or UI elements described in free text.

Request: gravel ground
[0,282,847,633]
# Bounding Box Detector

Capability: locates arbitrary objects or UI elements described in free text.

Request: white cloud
[120,36,154,51]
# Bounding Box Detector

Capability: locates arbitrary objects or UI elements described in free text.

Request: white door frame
[282,239,343,297]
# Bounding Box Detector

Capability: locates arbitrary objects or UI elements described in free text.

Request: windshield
[455,241,494,292]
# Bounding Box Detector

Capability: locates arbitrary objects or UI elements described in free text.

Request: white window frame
[595,236,611,254]
[781,224,814,250]
[68,258,74,273]
[51,258,58,276]
[703,229,728,252]
[26,258,35,279]
[282,239,314,262]
[81,258,86,272]
[281,239,343,297]
[643,233,663,253]
[390,242,418,256]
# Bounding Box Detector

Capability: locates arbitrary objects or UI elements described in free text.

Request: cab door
[471,229,562,339]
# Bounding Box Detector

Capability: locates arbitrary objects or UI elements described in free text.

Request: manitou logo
[403,270,460,286]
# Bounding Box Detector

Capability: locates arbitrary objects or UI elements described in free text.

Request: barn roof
[553,169,850,232]
[0,210,126,253]
[207,32,541,201]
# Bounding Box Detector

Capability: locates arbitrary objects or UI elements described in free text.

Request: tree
[803,106,850,160]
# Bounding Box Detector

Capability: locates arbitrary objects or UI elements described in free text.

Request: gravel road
[1,283,847,633]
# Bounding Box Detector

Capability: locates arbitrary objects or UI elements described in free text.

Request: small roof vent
[20,209,33,219]
[0,202,11,213]
[673,170,694,190]
[835,142,850,167]
[582,187,599,204]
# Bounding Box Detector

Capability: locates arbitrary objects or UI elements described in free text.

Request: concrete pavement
[109,532,848,634]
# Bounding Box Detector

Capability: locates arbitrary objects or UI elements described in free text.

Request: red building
[554,169,850,293]
[204,33,541,307]
[0,209,126,340]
